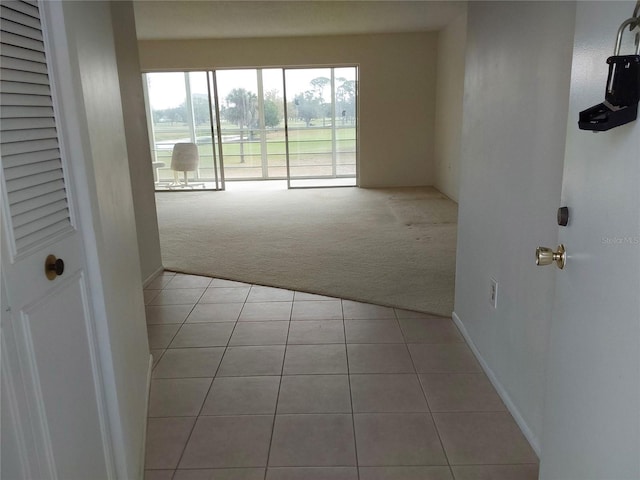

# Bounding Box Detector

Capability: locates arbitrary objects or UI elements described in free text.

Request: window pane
[262,69,286,179]
[285,67,357,187]
[188,72,216,183]
[146,72,188,184]
[145,72,220,189]
[216,69,262,180]
[334,68,357,177]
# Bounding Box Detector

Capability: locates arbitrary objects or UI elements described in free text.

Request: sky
[146,67,356,111]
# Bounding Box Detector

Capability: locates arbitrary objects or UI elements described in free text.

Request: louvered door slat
[0,116,55,130]
[7,178,66,205]
[1,0,72,257]
[9,189,67,216]
[1,148,59,168]
[0,18,43,42]
[2,127,57,144]
[1,105,55,119]
[1,43,46,63]
[14,210,69,239]
[1,138,58,156]
[0,31,43,52]
[0,80,50,96]
[1,5,40,29]
[4,158,61,180]
[6,169,63,193]
[0,56,48,75]
[15,219,70,252]
[1,1,39,20]
[0,68,48,85]
[2,93,53,107]
[12,199,68,228]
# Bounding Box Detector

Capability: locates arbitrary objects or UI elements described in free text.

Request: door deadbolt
[45,254,65,280]
[536,245,566,270]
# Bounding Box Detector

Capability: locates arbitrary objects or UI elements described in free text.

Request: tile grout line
[342,299,361,480]
[406,324,454,472]
[168,280,244,474]
[262,298,294,480]
[147,301,199,352]
[147,280,201,479]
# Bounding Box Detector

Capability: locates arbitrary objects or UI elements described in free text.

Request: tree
[152,94,211,127]
[336,79,356,124]
[264,89,284,128]
[264,100,281,128]
[224,88,258,130]
[310,77,331,125]
[310,77,330,102]
[153,104,186,125]
[294,91,323,127]
[223,88,258,163]
[286,100,298,122]
[191,93,211,125]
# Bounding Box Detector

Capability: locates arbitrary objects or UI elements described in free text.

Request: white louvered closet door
[1,1,112,479]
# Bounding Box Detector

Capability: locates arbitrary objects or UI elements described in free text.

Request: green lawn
[152,121,355,142]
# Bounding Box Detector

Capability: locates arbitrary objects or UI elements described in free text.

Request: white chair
[170,143,204,188]
[151,161,166,185]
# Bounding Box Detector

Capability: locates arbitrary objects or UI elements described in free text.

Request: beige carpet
[156,186,457,316]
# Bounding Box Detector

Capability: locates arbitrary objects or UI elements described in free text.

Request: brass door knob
[45,254,65,280]
[536,244,566,269]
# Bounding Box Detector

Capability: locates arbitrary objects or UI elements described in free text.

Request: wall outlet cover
[490,278,498,309]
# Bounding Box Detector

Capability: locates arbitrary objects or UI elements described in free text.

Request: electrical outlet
[490,278,498,309]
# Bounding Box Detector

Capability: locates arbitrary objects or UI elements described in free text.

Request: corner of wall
[137,353,154,480]
[111,1,163,282]
[433,8,467,202]
[452,311,541,454]
[60,2,155,477]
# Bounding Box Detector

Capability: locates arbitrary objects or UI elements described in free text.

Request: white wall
[434,8,467,202]
[138,33,438,187]
[61,2,150,477]
[111,1,163,283]
[453,1,576,451]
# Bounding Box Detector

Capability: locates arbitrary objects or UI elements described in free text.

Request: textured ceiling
[133,1,466,40]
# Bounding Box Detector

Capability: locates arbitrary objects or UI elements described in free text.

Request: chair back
[171,143,199,172]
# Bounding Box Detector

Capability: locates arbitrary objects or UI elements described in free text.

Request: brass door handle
[536,244,566,269]
[45,254,65,280]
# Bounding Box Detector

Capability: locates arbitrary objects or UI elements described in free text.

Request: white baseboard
[138,354,153,479]
[143,266,164,288]
[452,311,541,456]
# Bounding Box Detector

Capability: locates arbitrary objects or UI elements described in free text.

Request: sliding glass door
[215,69,287,182]
[143,66,357,191]
[144,71,223,190]
[284,67,357,188]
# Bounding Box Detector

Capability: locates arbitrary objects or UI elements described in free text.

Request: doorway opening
[143,66,358,191]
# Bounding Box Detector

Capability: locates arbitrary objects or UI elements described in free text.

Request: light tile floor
[144,272,539,480]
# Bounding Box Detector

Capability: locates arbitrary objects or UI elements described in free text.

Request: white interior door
[539,2,640,479]
[1,1,112,478]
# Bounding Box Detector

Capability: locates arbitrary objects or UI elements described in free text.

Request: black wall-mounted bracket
[579,16,640,132]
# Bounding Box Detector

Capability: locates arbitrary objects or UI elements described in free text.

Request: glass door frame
[282,65,359,189]
[209,71,225,190]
